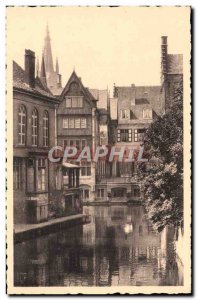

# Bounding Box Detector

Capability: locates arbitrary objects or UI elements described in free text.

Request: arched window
[18,105,26,145]
[43,111,49,147]
[32,108,38,146]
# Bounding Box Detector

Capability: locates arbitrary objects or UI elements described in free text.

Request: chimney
[161,36,168,82]
[25,49,35,87]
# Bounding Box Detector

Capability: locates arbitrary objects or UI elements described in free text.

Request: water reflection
[14,205,183,286]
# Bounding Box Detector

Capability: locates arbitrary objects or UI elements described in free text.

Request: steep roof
[167,54,183,74]
[13,61,58,101]
[113,85,163,118]
[60,70,97,105]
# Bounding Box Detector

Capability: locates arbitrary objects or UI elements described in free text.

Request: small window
[69,118,75,128]
[117,129,130,142]
[38,168,46,191]
[134,129,145,142]
[97,189,104,198]
[63,118,68,128]
[121,109,129,119]
[38,158,46,169]
[143,108,152,119]
[75,118,81,128]
[66,97,72,108]
[81,118,87,128]
[81,161,91,176]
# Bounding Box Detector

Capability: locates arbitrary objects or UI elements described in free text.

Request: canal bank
[14,214,90,243]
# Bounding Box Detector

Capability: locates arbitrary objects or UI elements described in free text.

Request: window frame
[32,108,38,147]
[121,109,129,119]
[134,128,145,142]
[117,129,132,142]
[143,108,153,120]
[43,111,49,147]
[18,105,26,146]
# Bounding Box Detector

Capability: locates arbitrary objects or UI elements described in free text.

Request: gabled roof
[167,54,183,75]
[60,70,97,106]
[13,61,58,101]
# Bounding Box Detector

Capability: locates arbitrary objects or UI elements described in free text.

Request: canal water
[14,205,183,286]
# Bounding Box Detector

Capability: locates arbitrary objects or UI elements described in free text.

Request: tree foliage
[138,83,183,232]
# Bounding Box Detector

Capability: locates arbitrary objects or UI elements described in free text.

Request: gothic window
[18,105,26,145]
[43,111,49,147]
[32,108,38,146]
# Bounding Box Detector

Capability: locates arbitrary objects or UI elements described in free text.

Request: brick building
[160,36,183,110]
[13,49,82,224]
[13,49,60,224]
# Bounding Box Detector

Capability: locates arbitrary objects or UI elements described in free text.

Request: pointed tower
[43,24,54,75]
[56,57,59,74]
[40,53,47,87]
[40,24,62,95]
[36,57,39,77]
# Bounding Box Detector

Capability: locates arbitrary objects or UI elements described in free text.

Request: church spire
[43,23,54,74]
[56,57,59,74]
[36,57,39,77]
[40,53,47,86]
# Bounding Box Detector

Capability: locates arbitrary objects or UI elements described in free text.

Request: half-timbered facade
[57,71,100,201]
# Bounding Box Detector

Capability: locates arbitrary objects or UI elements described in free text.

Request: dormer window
[143,108,152,119]
[121,109,129,119]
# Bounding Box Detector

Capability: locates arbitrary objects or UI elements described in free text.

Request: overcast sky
[7,7,190,95]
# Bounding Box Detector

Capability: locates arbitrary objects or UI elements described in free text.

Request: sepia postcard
[6,6,191,295]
